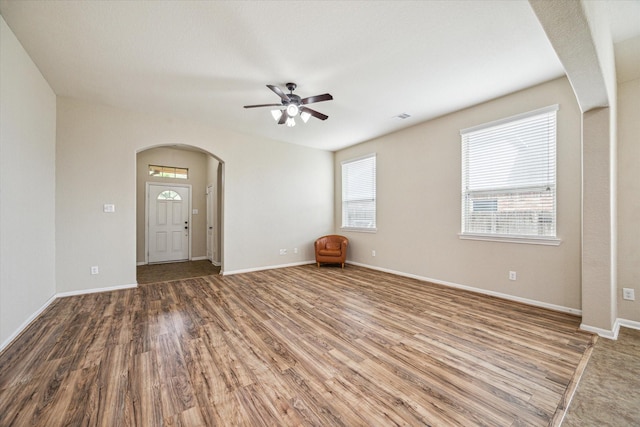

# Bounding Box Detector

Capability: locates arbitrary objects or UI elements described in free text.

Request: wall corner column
[581,107,616,333]
[530,0,618,335]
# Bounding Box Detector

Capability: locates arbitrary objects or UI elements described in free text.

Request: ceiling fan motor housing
[284,94,301,106]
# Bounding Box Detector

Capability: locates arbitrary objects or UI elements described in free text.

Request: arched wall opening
[136,144,224,273]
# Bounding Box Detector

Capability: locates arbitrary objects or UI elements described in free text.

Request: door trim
[145,182,192,264]
[206,184,213,263]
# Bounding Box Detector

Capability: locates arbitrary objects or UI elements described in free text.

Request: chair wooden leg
[341,262,345,269]
[317,262,320,268]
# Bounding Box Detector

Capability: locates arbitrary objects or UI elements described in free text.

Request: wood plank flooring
[0,264,595,426]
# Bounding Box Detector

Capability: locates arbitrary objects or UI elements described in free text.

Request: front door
[147,184,190,263]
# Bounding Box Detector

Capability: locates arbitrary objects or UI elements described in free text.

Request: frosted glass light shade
[271,109,283,121]
[286,104,299,117]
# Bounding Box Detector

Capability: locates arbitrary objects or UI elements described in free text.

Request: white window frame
[459,105,561,246]
[341,154,377,233]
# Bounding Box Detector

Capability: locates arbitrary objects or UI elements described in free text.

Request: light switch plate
[623,288,635,301]
[103,204,115,213]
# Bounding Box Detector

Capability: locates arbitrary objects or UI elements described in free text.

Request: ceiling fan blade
[243,103,282,109]
[278,111,288,125]
[267,84,291,102]
[301,93,333,105]
[300,106,328,121]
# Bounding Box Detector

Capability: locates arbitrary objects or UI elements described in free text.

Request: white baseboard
[579,323,619,340]
[348,261,582,316]
[56,283,138,298]
[617,318,640,330]
[0,293,57,353]
[139,258,214,265]
[581,318,640,340]
[223,260,315,276]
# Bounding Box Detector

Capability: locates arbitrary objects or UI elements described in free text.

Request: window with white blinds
[342,154,376,231]
[460,105,558,242]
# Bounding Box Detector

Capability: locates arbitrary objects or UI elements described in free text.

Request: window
[157,190,182,200]
[342,154,376,231]
[460,105,559,244]
[149,165,188,179]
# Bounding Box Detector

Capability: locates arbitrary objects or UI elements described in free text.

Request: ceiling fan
[244,83,333,127]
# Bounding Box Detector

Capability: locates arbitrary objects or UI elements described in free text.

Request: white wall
[617,76,640,323]
[0,17,57,349]
[335,77,583,312]
[56,97,334,292]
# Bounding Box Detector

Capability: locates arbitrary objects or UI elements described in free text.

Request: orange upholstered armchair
[314,235,349,268]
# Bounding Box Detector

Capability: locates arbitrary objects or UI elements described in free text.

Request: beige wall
[56,96,334,293]
[0,17,57,348]
[617,76,640,322]
[335,77,583,311]
[136,147,210,263]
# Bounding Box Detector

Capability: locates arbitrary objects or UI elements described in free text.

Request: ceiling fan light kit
[271,109,283,122]
[286,103,299,117]
[244,82,333,127]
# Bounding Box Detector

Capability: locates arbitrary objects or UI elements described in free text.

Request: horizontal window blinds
[461,105,558,238]
[342,154,376,229]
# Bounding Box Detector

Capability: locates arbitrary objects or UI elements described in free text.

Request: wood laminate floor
[0,264,595,426]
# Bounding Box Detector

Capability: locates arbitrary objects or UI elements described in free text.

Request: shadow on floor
[137,260,221,284]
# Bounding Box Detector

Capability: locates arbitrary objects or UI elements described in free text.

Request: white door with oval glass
[147,183,191,263]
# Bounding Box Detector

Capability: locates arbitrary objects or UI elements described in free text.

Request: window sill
[341,227,377,234]
[459,233,561,246]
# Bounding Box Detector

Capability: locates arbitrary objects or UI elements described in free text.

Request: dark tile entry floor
[136,260,220,284]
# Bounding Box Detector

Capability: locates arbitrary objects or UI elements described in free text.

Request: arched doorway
[135,144,224,282]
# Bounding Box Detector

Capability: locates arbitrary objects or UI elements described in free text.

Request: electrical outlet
[509,271,517,281]
[91,266,99,275]
[623,288,635,301]
[372,250,376,257]
[293,248,299,254]
[279,249,287,255]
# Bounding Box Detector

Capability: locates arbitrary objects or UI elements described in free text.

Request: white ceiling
[1,0,639,152]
